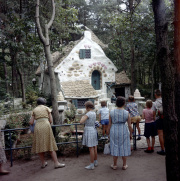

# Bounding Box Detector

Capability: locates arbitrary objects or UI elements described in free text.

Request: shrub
[64,104,77,122]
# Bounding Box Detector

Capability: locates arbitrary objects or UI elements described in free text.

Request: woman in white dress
[80,101,98,170]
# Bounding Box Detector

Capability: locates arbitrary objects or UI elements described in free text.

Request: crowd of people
[0,89,165,175]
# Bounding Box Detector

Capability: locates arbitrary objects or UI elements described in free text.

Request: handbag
[30,121,36,133]
[103,142,110,154]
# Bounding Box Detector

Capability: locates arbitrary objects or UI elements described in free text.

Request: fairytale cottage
[35,28,131,113]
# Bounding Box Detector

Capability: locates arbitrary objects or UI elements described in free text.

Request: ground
[1,120,166,181]
[1,147,166,181]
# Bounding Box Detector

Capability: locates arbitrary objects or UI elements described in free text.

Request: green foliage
[6,113,23,129]
[64,104,77,121]
[21,113,31,128]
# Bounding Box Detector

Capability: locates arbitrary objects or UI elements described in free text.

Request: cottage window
[72,99,94,108]
[79,49,91,59]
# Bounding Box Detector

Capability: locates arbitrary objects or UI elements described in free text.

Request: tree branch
[47,0,55,29]
[35,0,46,44]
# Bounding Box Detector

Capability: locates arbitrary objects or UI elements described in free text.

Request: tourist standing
[0,128,10,175]
[152,89,165,155]
[142,100,157,153]
[80,101,98,170]
[99,101,109,139]
[126,95,141,140]
[29,97,65,169]
[108,96,132,170]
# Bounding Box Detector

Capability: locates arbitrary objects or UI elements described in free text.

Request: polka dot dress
[32,118,58,153]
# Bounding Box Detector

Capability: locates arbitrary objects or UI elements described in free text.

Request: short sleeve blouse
[32,105,51,120]
[85,111,96,127]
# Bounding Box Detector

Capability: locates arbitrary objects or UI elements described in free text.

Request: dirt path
[1,147,166,181]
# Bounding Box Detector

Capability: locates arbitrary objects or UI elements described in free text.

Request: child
[142,100,157,153]
[126,96,141,140]
[99,101,109,139]
[80,101,98,170]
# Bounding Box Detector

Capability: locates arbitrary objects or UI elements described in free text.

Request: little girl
[142,100,157,153]
[99,101,109,139]
[80,101,98,170]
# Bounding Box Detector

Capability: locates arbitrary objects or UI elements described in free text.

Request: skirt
[0,133,6,164]
[32,118,58,153]
[82,127,98,147]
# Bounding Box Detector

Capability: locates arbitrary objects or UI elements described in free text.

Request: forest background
[1,1,180,180]
[0,0,173,106]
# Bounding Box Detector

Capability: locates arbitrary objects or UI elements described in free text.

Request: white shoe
[85,164,94,170]
[105,136,109,139]
[94,160,98,167]
[55,163,65,169]
[41,162,48,168]
[100,136,105,140]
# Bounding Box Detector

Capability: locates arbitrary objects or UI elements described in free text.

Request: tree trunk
[129,0,135,94]
[174,0,180,176]
[119,41,126,72]
[2,48,9,94]
[151,58,156,99]
[36,0,60,124]
[152,0,179,180]
[44,44,60,124]
[16,67,26,104]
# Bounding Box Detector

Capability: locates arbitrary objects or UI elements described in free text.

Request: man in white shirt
[152,89,165,155]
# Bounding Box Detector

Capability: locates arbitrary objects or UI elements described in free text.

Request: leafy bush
[21,113,31,128]
[4,113,31,148]
[6,113,24,129]
[26,89,38,106]
[64,104,77,122]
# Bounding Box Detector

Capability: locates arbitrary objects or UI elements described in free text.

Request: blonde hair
[146,100,153,108]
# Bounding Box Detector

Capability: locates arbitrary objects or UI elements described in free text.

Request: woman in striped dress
[108,96,132,170]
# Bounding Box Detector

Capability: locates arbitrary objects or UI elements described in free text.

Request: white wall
[54,30,117,94]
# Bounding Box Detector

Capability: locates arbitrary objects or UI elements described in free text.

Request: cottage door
[91,70,100,90]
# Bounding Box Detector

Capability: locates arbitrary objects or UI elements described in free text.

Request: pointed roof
[35,28,108,75]
[61,80,98,98]
[115,71,131,85]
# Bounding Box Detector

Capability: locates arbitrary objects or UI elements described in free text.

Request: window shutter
[72,99,78,108]
[88,98,94,104]
[79,49,85,59]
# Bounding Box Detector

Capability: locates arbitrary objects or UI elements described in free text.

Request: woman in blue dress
[108,96,132,170]
[80,101,98,170]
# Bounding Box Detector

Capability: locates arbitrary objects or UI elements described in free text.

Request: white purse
[103,143,110,154]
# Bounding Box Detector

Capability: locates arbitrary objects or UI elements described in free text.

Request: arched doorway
[91,70,100,90]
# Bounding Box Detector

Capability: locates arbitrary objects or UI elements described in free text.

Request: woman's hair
[116,96,126,107]
[128,95,134,102]
[101,101,107,107]
[85,101,94,109]
[37,97,46,105]
[146,100,153,108]
[155,89,161,96]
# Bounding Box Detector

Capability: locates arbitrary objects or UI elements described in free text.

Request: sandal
[122,165,128,170]
[0,170,10,175]
[41,162,48,168]
[111,164,117,170]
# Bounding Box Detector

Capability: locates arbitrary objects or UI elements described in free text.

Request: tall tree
[174,0,180,177]
[36,0,60,124]
[152,0,179,180]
